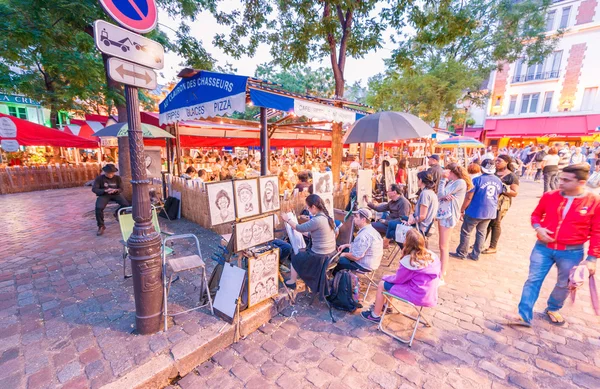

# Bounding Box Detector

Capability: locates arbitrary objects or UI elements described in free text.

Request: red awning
[485,114,600,138]
[0,114,99,148]
[144,136,335,148]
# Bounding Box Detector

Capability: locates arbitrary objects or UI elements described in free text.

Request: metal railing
[512,70,560,83]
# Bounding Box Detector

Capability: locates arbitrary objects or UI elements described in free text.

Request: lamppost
[461,98,472,136]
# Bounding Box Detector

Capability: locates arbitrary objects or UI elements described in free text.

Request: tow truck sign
[94,20,164,70]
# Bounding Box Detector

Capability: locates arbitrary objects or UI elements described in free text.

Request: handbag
[436,199,453,220]
[394,223,413,244]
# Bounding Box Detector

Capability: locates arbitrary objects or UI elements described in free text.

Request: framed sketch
[234,178,260,219]
[312,171,333,195]
[235,214,274,252]
[248,248,280,307]
[258,176,280,213]
[321,193,334,219]
[357,169,373,208]
[383,162,395,192]
[206,181,235,226]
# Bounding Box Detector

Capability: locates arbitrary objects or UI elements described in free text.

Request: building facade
[0,93,48,126]
[485,0,600,147]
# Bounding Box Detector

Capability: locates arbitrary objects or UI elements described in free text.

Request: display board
[235,214,274,252]
[258,175,280,212]
[248,248,279,307]
[357,169,373,208]
[234,178,260,219]
[206,181,236,226]
[213,264,246,323]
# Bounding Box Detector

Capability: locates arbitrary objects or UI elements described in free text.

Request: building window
[559,6,571,29]
[508,95,518,114]
[494,96,502,106]
[545,10,556,31]
[8,106,27,119]
[582,87,598,110]
[549,50,562,78]
[542,91,553,113]
[520,93,540,113]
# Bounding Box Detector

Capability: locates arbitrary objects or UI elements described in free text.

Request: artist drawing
[234,178,260,219]
[206,181,235,226]
[248,248,279,307]
[259,176,280,212]
[235,214,274,252]
[312,171,333,195]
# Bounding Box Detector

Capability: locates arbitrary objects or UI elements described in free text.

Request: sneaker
[360,310,381,323]
[439,279,446,287]
[449,252,465,260]
[467,254,479,261]
[96,226,106,236]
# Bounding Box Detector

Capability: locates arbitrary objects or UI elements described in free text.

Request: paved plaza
[0,182,599,389]
[174,181,600,389]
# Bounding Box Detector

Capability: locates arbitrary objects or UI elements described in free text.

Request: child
[361,229,440,323]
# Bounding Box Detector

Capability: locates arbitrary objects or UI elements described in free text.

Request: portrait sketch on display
[312,171,333,195]
[234,178,260,219]
[357,169,373,208]
[235,214,274,252]
[383,161,395,192]
[206,181,235,226]
[248,248,279,307]
[259,176,280,213]
[321,193,334,219]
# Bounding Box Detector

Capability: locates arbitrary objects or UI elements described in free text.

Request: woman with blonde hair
[436,163,472,285]
[361,229,440,323]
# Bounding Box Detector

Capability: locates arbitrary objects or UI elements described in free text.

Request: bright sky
[156,2,395,88]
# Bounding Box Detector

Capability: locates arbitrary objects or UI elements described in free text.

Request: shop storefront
[0,93,48,126]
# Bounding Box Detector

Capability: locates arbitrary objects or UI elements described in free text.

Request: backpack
[535,151,546,162]
[326,270,361,312]
[160,196,180,219]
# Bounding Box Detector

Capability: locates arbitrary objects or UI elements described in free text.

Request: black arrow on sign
[115,64,153,84]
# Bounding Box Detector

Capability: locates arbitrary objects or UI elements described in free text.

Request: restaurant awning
[158,70,368,126]
[0,113,99,148]
[485,114,600,138]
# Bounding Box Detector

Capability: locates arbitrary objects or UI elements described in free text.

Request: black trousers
[95,194,129,227]
[486,211,506,249]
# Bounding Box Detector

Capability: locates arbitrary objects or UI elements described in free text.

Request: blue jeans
[385,220,403,239]
[456,215,491,260]
[518,242,584,323]
[272,239,292,264]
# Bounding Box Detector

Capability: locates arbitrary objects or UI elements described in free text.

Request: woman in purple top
[362,229,440,323]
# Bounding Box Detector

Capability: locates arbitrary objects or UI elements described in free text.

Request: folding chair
[352,267,378,301]
[378,292,432,347]
[118,205,173,279]
[384,243,402,267]
[163,234,213,331]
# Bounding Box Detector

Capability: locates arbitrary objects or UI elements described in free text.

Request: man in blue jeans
[451,159,503,261]
[510,164,598,327]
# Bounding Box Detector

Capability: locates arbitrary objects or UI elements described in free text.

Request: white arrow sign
[94,20,164,70]
[108,58,157,90]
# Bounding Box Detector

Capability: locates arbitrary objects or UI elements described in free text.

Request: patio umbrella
[436,136,485,148]
[92,122,175,138]
[342,111,435,144]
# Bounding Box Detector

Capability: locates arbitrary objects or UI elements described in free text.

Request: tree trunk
[50,107,58,129]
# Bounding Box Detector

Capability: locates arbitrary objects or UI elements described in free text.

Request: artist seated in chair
[92,164,129,236]
[365,184,411,244]
[334,208,383,274]
[361,229,440,323]
[280,195,337,292]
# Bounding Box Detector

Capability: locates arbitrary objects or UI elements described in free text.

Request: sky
[156,2,396,87]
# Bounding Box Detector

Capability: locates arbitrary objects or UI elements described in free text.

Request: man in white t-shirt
[569,147,585,165]
[335,208,384,272]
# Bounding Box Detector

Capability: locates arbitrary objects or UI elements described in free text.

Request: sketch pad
[213,264,246,323]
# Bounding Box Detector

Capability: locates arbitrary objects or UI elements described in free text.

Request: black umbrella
[343,111,435,143]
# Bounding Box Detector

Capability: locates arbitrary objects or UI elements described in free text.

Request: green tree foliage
[0,0,214,127]
[369,0,557,125]
[255,64,335,97]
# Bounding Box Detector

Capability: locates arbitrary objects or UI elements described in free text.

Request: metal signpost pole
[260,107,268,175]
[125,85,163,334]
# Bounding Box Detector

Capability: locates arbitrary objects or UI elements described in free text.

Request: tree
[0,0,215,198]
[255,64,335,97]
[369,0,558,125]
[211,0,401,181]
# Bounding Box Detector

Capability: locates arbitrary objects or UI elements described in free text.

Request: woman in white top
[541,147,560,193]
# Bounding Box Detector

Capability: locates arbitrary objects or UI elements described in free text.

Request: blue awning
[159,70,368,126]
[159,71,249,125]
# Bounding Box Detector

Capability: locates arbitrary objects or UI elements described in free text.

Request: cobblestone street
[0,187,223,389]
[175,181,600,389]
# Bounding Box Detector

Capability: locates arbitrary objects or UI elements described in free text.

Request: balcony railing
[512,70,560,83]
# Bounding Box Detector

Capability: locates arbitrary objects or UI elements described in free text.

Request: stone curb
[101,291,293,389]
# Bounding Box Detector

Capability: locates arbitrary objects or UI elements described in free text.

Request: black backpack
[535,151,546,162]
[326,270,361,312]
[160,196,180,219]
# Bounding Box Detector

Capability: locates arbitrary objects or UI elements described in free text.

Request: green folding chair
[118,205,173,279]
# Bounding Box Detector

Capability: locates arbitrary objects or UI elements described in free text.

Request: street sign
[94,20,164,70]
[108,58,157,89]
[99,0,157,34]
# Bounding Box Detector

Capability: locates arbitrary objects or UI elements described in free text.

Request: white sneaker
[439,279,446,287]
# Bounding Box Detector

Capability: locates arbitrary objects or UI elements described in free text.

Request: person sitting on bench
[92,164,129,236]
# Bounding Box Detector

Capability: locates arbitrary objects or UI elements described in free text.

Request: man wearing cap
[427,155,444,191]
[92,164,129,236]
[451,159,503,261]
[335,208,384,273]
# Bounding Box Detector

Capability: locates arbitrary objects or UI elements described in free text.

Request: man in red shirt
[512,164,598,327]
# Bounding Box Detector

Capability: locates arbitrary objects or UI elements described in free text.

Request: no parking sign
[99,0,157,34]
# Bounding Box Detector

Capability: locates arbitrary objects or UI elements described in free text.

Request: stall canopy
[159,70,368,126]
[0,113,98,148]
[485,115,600,139]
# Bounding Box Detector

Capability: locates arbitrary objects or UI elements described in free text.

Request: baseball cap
[428,154,440,161]
[480,159,496,175]
[353,208,373,220]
